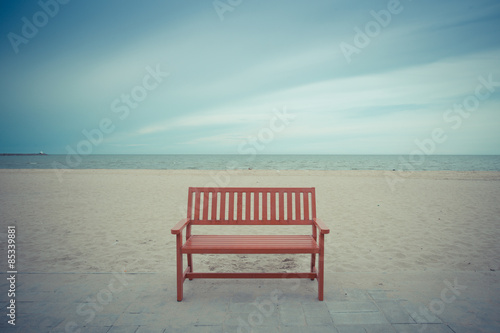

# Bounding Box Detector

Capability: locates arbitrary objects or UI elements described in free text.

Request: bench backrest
[187,187,316,225]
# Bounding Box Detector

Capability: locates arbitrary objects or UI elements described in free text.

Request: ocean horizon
[1,154,499,172]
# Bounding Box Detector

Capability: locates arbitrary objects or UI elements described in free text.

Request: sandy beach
[1,169,499,280]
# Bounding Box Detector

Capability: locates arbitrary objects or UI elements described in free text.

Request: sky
[0,0,499,155]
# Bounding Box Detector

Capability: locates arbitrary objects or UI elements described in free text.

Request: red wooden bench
[171,187,330,301]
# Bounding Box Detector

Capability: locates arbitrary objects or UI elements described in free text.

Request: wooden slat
[285,191,290,221]
[303,192,310,221]
[246,191,251,220]
[253,191,259,221]
[194,190,201,221]
[187,272,316,279]
[237,192,243,221]
[182,235,319,254]
[295,191,300,220]
[310,188,317,219]
[228,190,235,220]
[267,191,278,222]
[211,190,218,221]
[187,190,194,220]
[202,191,209,221]
[278,191,284,221]
[220,191,226,221]
[187,220,312,225]
[263,191,269,221]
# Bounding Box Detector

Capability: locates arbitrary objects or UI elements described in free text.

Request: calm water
[0,154,499,171]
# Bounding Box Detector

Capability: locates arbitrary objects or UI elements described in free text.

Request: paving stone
[392,323,455,333]
[400,301,442,324]
[126,302,154,314]
[447,323,500,333]
[305,315,334,326]
[279,302,306,326]
[252,296,280,313]
[229,302,258,314]
[302,301,331,317]
[229,301,264,313]
[331,312,390,325]
[191,296,230,312]
[335,325,369,333]
[368,290,398,300]
[15,291,52,302]
[0,321,14,330]
[376,300,415,324]
[50,314,94,333]
[430,300,475,327]
[114,313,154,326]
[324,288,349,302]
[224,312,251,327]
[134,292,170,305]
[107,326,140,333]
[241,326,280,333]
[15,313,66,332]
[224,311,280,327]
[135,326,166,333]
[444,325,476,333]
[335,324,397,333]
[193,308,227,326]
[224,325,246,333]
[282,326,339,333]
[84,313,120,327]
[51,325,112,333]
[99,301,132,314]
[342,289,370,300]
[466,300,500,328]
[230,292,256,303]
[326,301,378,313]
[190,325,224,332]
[162,327,216,333]
[17,300,45,313]
[362,324,397,333]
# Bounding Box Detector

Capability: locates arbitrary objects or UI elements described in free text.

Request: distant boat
[0,152,48,156]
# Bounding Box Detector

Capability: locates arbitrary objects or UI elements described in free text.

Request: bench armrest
[313,218,330,234]
[171,218,191,234]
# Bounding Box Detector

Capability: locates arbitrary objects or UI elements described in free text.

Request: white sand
[1,169,499,282]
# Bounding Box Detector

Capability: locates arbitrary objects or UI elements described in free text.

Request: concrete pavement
[0,271,499,332]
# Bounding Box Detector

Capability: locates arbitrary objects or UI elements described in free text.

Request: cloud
[114,47,500,154]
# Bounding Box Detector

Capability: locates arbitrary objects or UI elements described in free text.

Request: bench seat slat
[182,235,320,254]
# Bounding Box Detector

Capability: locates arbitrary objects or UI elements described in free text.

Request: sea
[0,154,499,171]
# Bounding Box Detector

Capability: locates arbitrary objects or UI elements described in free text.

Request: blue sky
[1,0,499,155]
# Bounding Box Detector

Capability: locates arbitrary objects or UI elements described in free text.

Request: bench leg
[318,253,325,301]
[176,235,183,302]
[310,254,316,280]
[318,235,325,301]
[187,254,193,280]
